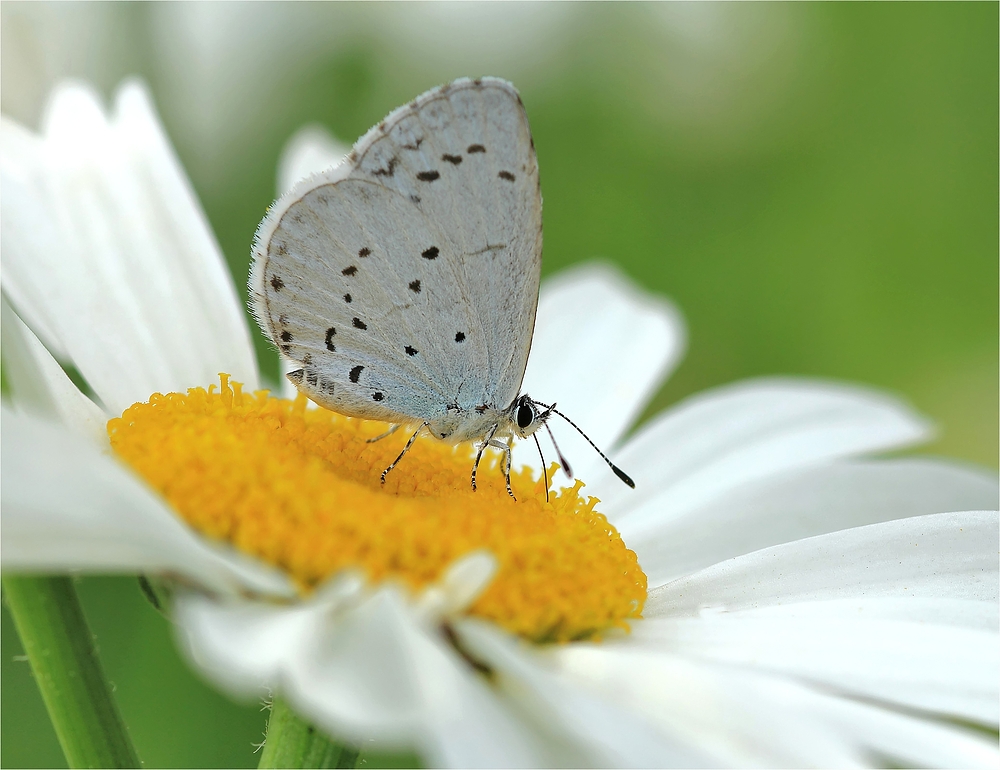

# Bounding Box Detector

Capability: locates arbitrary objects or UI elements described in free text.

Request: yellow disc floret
[108,375,646,642]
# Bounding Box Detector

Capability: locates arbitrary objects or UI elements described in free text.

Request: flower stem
[2,575,141,768]
[259,697,358,769]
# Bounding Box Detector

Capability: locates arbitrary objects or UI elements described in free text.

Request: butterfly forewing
[251,78,542,424]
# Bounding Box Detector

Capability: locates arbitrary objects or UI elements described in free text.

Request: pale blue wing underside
[250,78,541,425]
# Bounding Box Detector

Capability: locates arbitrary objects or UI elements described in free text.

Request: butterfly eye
[516,401,535,430]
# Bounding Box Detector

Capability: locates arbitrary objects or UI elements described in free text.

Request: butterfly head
[509,394,552,439]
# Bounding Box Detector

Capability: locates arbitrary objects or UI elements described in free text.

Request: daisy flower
[2,79,998,769]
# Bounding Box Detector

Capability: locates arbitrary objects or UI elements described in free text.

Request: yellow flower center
[108,375,646,642]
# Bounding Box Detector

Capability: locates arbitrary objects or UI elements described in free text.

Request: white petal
[631,458,998,586]
[597,378,933,534]
[176,587,546,768]
[646,510,999,618]
[454,619,714,768]
[553,645,864,767]
[633,604,999,724]
[1,297,108,446]
[277,124,349,195]
[0,408,294,598]
[802,687,1000,769]
[520,262,686,484]
[554,644,999,768]
[1,79,257,415]
[691,596,998,629]
[173,575,366,696]
[0,118,68,358]
[414,550,497,621]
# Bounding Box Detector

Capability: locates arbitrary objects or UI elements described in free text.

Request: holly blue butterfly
[250,77,633,498]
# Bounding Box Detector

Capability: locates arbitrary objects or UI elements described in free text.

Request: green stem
[258,697,358,769]
[2,575,141,768]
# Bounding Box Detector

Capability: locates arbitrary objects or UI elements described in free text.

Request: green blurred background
[2,2,997,767]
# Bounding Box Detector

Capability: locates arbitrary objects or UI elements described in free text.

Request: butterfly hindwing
[251,78,542,422]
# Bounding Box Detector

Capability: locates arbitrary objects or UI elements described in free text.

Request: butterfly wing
[250,78,542,423]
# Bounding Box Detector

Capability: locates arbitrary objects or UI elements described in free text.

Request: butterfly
[249,77,633,499]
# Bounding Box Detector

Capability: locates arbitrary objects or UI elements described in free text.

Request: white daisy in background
[2,80,998,769]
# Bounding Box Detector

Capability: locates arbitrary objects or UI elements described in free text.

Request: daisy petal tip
[312,569,367,607]
[278,124,351,196]
[42,80,108,141]
[416,551,498,621]
[114,76,154,106]
[442,550,498,605]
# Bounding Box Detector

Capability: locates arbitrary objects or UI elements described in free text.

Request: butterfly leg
[486,437,516,500]
[381,423,428,485]
[471,424,500,492]
[367,424,401,444]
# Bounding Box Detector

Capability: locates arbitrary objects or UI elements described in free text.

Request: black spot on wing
[358,247,371,257]
[417,170,440,182]
[409,279,421,293]
[342,265,358,276]
[405,345,418,356]
[349,365,363,383]
[372,156,398,177]
[372,392,384,401]
[422,247,439,260]
[498,171,516,182]
[352,317,367,330]
[344,293,352,303]
[280,330,292,342]
[270,276,284,291]
[442,154,462,165]
[467,144,486,153]
[455,331,465,343]
[325,327,336,352]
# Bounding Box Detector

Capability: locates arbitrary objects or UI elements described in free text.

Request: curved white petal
[1,297,108,446]
[553,645,999,769]
[0,408,294,598]
[596,378,933,534]
[553,645,863,767]
[684,596,998,629]
[646,510,999,618]
[1,79,257,416]
[454,619,714,768]
[520,262,686,483]
[277,124,349,196]
[173,576,366,696]
[0,118,68,358]
[413,550,497,621]
[631,458,998,586]
[176,586,547,768]
[794,686,1000,770]
[633,604,998,725]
